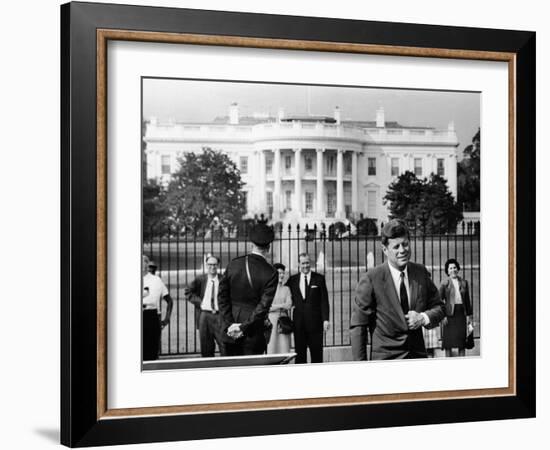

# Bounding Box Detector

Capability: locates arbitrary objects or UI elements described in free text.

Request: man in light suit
[350,219,444,360]
[185,255,226,357]
[286,253,330,363]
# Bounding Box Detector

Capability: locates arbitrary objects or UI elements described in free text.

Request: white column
[316,148,325,217]
[273,148,281,219]
[447,153,458,199]
[155,151,161,179]
[351,151,358,214]
[336,149,345,219]
[294,148,302,214]
[259,150,266,208]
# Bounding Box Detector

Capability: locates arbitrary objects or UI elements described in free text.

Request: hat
[148,260,158,268]
[249,223,274,247]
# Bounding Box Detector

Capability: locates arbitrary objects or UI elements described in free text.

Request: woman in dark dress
[439,259,473,357]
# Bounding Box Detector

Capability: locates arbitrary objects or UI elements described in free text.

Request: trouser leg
[143,310,161,361]
[199,312,215,357]
[213,314,227,356]
[308,331,324,363]
[294,328,307,364]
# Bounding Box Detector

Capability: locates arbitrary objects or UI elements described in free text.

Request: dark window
[391,158,399,177]
[368,157,376,176]
[305,192,313,213]
[344,154,352,174]
[414,158,422,176]
[161,155,171,174]
[240,156,248,174]
[285,155,292,170]
[437,158,445,176]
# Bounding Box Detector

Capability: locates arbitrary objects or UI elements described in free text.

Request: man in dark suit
[350,219,444,360]
[218,223,278,356]
[184,255,226,357]
[286,253,330,363]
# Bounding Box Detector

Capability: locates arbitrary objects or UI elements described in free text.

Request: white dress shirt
[300,272,310,298]
[142,273,168,311]
[200,276,219,312]
[451,278,463,304]
[387,263,430,326]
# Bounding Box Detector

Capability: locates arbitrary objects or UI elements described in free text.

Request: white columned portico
[316,148,325,217]
[294,148,302,215]
[336,149,345,219]
[351,151,358,213]
[273,148,281,219]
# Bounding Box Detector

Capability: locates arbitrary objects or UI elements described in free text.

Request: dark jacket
[186,274,220,329]
[350,262,445,360]
[286,271,329,333]
[218,253,278,337]
[439,277,472,317]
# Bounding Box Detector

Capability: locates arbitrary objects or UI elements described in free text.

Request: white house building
[144,104,459,227]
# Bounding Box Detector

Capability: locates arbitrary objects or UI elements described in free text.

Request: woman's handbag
[465,322,475,350]
[277,311,293,335]
[264,318,273,344]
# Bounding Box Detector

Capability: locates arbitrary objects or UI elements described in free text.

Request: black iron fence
[144,221,481,356]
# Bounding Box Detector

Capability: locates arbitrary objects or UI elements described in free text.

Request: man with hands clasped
[350,219,444,360]
[218,222,278,355]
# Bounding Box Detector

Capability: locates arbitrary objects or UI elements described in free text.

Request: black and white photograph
[141,78,481,369]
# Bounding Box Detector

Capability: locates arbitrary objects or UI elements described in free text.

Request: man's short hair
[381,219,410,246]
[298,252,310,261]
[205,254,220,264]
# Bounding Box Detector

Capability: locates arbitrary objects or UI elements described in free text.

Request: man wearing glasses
[185,254,226,357]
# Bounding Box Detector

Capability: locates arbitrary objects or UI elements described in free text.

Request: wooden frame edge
[97,28,108,419]
[95,28,518,420]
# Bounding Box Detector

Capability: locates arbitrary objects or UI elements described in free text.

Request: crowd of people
[142,219,475,362]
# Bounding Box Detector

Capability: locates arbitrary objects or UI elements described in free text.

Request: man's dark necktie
[399,271,409,314]
[210,280,216,311]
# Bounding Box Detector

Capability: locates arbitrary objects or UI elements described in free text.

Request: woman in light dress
[267,263,292,354]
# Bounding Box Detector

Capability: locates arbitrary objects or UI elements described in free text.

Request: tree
[458,128,480,211]
[143,179,169,239]
[165,148,247,232]
[384,171,462,233]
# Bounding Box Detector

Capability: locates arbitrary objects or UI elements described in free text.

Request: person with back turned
[218,222,278,356]
[350,219,444,360]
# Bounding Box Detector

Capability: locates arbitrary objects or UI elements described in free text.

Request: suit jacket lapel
[200,274,207,298]
[408,265,418,310]
[383,263,407,327]
[294,275,304,302]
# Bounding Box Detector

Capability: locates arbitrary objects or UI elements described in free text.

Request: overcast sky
[143,78,480,158]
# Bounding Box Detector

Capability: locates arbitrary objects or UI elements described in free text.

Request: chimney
[448,120,455,132]
[334,106,341,125]
[278,107,285,122]
[376,107,385,128]
[229,102,239,125]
